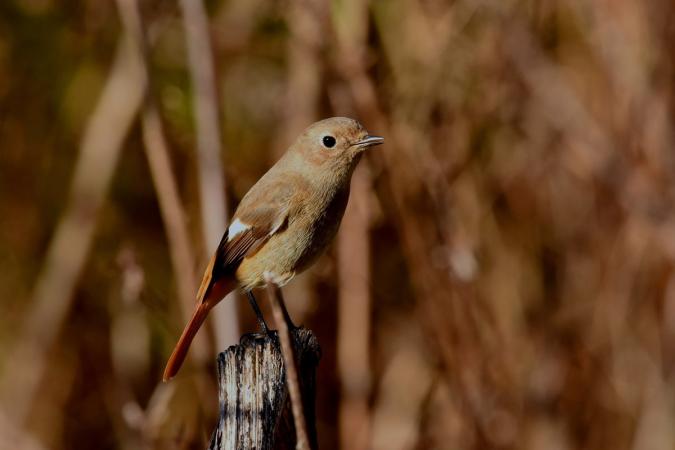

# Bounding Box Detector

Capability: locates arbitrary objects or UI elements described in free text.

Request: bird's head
[290,117,383,173]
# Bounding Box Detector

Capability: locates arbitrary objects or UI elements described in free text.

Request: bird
[163,117,383,381]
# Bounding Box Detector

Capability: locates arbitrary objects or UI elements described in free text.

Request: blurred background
[2,0,675,449]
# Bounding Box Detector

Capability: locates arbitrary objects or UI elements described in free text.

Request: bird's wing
[213,206,289,278]
[195,176,306,303]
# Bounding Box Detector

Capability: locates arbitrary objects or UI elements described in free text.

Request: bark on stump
[208,328,320,450]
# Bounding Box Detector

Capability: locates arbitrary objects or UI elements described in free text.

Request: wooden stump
[208,328,321,450]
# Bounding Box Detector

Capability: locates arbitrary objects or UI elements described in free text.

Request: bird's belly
[236,188,349,289]
[235,222,336,290]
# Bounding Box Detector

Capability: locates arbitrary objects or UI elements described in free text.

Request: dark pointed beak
[353,135,384,148]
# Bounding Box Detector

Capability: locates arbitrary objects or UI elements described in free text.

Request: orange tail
[162,302,212,381]
[163,255,237,381]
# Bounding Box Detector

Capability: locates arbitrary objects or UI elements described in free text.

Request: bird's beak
[353,135,384,148]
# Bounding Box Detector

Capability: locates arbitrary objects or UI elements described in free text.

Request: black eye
[322,135,336,148]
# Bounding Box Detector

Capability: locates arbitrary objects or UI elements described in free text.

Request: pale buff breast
[235,185,351,290]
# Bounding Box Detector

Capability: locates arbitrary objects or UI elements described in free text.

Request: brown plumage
[163,117,383,381]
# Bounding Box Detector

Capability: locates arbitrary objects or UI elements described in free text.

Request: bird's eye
[322,135,336,148]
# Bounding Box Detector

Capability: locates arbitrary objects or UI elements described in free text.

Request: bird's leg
[246,290,270,334]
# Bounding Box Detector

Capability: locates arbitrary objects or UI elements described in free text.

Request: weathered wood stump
[208,328,321,450]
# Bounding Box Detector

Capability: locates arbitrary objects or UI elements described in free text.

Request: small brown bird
[163,117,383,381]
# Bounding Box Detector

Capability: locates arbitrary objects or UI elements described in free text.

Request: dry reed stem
[331,2,375,448]
[277,0,324,153]
[336,164,372,450]
[115,0,210,367]
[266,282,311,450]
[178,0,240,347]
[0,28,147,428]
[141,108,203,334]
[335,4,510,440]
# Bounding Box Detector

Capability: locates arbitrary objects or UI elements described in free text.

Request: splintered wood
[208,329,320,450]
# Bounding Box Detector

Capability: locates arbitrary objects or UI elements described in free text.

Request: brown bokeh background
[2,0,675,449]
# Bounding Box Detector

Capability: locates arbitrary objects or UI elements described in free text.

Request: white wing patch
[227,212,286,243]
[227,218,250,241]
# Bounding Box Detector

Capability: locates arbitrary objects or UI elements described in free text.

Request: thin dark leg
[246,290,269,334]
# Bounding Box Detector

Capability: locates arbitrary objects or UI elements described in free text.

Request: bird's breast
[236,185,350,289]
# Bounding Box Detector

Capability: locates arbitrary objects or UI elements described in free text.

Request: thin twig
[0,27,146,426]
[332,2,375,447]
[265,281,310,450]
[178,0,240,348]
[336,164,373,450]
[115,0,209,365]
[141,108,201,327]
[337,5,496,428]
[276,0,324,154]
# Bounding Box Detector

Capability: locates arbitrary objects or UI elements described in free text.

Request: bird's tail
[162,302,211,382]
[162,277,235,382]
